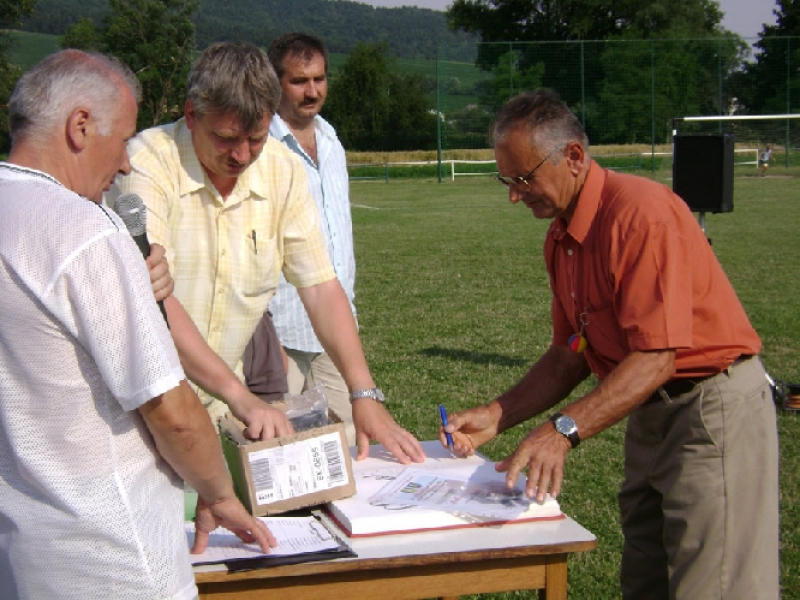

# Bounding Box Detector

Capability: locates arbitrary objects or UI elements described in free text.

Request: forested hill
[20,0,478,60]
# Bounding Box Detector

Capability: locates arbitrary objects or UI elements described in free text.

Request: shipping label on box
[220,411,356,516]
[249,431,349,505]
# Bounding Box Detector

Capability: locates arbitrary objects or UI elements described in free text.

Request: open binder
[324,440,563,537]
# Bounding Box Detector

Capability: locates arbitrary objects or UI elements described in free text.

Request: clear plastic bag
[284,383,332,431]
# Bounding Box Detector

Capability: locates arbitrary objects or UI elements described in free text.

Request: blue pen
[438,404,454,449]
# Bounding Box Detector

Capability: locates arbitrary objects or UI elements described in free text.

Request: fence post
[787,38,792,168]
[651,39,656,172]
[436,44,443,183]
[580,41,586,128]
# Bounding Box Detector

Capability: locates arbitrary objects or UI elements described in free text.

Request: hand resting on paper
[192,496,276,555]
[440,403,569,502]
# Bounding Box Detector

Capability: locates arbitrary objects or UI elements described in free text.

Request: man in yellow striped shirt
[109,42,424,464]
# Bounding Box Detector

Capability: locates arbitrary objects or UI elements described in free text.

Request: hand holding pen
[438,404,454,450]
[437,403,500,458]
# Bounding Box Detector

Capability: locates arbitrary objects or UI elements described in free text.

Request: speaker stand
[698,212,712,245]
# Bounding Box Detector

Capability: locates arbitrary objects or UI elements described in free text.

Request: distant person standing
[758,145,772,177]
[246,32,358,444]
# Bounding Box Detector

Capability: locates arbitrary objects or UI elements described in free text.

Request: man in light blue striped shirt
[248,33,357,444]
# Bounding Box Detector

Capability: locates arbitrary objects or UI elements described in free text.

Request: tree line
[18,0,478,60]
[2,0,798,154]
[444,0,798,134]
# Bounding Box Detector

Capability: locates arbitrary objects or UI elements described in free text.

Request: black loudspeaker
[673,134,734,213]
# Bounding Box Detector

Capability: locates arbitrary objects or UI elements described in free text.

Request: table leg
[539,554,568,600]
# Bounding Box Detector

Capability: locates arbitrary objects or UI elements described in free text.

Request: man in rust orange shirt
[442,90,779,600]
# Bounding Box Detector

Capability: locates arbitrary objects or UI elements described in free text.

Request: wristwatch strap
[349,387,385,404]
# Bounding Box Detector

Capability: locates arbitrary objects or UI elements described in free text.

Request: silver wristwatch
[349,387,385,404]
[550,412,580,448]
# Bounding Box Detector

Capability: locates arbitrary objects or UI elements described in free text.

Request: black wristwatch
[550,412,580,448]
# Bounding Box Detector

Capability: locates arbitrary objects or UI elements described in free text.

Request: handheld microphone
[113,193,169,326]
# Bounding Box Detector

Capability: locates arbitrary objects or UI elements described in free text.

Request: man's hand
[139,381,276,555]
[495,421,572,503]
[297,280,425,463]
[146,243,173,302]
[352,399,425,464]
[229,391,294,440]
[191,495,276,554]
[438,403,501,457]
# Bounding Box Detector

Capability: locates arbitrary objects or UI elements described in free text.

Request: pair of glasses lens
[495,150,555,188]
[495,173,530,187]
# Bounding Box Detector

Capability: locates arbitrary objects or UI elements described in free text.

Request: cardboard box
[220,410,356,516]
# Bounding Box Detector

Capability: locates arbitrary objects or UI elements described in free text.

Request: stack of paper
[186,515,353,566]
[324,441,563,537]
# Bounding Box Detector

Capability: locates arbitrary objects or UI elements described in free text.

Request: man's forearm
[493,345,590,433]
[298,279,374,391]
[139,380,235,504]
[163,295,249,407]
[562,349,674,441]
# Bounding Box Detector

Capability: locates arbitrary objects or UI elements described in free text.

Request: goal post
[672,114,800,169]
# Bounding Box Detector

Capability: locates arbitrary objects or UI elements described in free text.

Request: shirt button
[567,249,574,256]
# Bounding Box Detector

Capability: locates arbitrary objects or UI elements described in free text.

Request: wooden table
[194,512,596,600]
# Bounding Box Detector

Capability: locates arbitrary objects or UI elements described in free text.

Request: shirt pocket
[237,224,280,298]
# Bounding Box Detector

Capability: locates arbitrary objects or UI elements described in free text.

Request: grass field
[348,171,800,599]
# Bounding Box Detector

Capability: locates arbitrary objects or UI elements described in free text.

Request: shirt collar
[561,160,605,244]
[269,113,338,168]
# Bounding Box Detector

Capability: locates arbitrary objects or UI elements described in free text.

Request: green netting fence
[433,36,800,177]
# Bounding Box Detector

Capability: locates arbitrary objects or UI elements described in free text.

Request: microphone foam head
[113,194,147,236]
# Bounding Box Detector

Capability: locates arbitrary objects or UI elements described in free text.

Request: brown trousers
[619,356,780,600]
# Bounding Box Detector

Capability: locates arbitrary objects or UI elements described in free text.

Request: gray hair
[186,41,281,131]
[8,49,141,142]
[268,32,329,79]
[491,89,590,159]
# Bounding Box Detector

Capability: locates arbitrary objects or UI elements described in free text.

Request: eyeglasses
[495,150,556,189]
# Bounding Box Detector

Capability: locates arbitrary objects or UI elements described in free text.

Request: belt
[645,376,711,404]
[644,355,754,405]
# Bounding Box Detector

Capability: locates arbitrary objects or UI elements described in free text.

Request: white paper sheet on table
[185,515,341,565]
[368,467,535,520]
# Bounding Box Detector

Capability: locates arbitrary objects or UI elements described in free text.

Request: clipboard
[225,542,355,572]
[186,513,356,570]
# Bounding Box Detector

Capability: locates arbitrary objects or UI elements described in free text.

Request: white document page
[185,515,340,565]
[368,467,534,520]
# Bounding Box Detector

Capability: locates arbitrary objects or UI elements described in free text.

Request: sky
[359,0,779,41]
